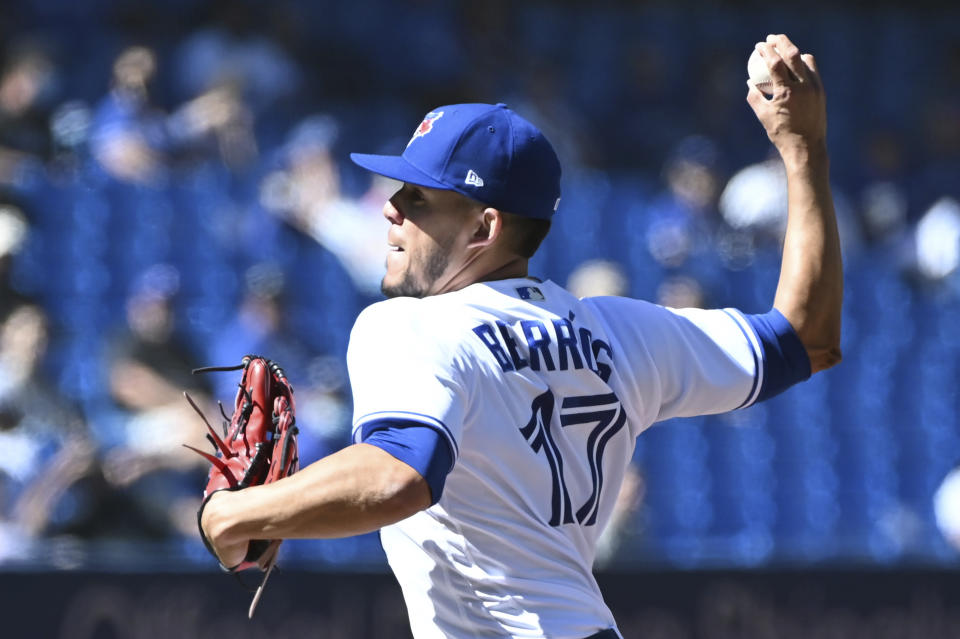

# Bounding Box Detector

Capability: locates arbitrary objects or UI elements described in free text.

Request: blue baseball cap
[350,103,562,220]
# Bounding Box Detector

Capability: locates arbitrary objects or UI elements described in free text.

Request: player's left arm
[200,443,433,569]
[202,300,463,569]
[748,34,842,374]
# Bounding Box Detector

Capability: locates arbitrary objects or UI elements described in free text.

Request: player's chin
[380,273,428,299]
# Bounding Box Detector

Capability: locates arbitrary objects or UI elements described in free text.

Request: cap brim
[349,153,451,191]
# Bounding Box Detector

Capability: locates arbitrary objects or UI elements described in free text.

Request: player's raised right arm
[747,34,843,374]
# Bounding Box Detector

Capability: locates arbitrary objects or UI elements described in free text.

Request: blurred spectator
[173,0,301,112]
[934,466,960,552]
[259,116,392,295]
[911,197,960,291]
[0,203,29,321]
[860,182,909,250]
[644,136,725,271]
[47,100,93,177]
[207,262,298,395]
[656,274,706,309]
[719,152,860,263]
[0,303,97,550]
[207,262,351,463]
[0,42,57,154]
[718,154,788,250]
[567,259,629,299]
[0,39,57,186]
[97,264,213,538]
[89,46,168,185]
[857,127,911,248]
[295,355,354,463]
[91,45,256,185]
[638,136,727,305]
[168,78,258,170]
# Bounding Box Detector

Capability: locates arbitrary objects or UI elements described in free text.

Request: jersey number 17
[520,390,627,527]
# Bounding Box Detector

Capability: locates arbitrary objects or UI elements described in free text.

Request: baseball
[747,47,775,94]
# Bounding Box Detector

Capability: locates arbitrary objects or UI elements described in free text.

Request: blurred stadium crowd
[0,0,958,570]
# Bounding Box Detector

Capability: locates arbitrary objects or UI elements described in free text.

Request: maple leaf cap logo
[407,111,444,147]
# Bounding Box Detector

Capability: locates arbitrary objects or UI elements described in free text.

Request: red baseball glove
[184,354,299,615]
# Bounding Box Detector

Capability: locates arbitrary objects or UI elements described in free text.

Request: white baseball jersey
[347,277,764,638]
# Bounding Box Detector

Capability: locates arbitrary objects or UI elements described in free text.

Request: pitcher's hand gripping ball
[183,355,299,616]
[748,45,776,94]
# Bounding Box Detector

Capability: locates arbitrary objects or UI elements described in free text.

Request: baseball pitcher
[198,34,841,638]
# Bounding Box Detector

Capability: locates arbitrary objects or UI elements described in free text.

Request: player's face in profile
[381,183,479,298]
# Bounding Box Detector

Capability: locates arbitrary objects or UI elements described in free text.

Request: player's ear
[467,207,503,249]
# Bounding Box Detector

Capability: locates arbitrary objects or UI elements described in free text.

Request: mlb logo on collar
[516,286,545,301]
[407,111,444,147]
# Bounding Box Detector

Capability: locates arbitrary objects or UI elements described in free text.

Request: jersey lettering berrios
[346,278,761,639]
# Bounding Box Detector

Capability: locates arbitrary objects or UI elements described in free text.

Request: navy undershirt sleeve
[743,308,812,403]
[359,419,454,505]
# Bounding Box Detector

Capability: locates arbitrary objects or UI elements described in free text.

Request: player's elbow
[787,313,842,375]
[362,446,433,523]
[807,343,842,374]
[809,318,843,374]
[775,290,843,375]
[371,473,432,527]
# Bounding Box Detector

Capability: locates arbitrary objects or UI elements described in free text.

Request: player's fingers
[745,80,769,112]
[801,53,819,76]
[800,53,824,94]
[771,34,808,82]
[755,42,794,87]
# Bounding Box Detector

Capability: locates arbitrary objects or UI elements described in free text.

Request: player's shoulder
[580,294,664,320]
[354,296,421,329]
[356,294,460,322]
[348,296,476,374]
[583,294,744,330]
[351,295,468,345]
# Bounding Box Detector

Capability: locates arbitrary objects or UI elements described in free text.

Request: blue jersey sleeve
[358,418,454,504]
[741,308,812,403]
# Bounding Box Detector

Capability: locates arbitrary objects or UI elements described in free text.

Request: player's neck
[475,257,528,285]
[434,256,528,295]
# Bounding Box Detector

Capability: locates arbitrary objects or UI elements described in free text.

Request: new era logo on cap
[465,170,484,187]
[350,103,562,220]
